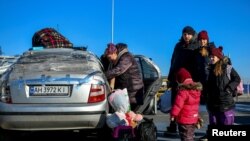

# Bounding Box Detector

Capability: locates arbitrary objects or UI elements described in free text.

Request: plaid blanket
[32,28,73,48]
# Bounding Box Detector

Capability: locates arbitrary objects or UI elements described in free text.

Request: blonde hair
[200,47,209,57]
[213,59,223,76]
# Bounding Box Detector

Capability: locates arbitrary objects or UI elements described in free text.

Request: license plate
[29,86,70,96]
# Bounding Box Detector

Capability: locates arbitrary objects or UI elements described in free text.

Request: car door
[134,55,162,114]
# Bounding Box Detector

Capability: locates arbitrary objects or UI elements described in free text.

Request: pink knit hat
[105,43,117,55]
[211,47,223,59]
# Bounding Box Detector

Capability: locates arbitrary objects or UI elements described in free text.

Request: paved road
[147,106,208,141]
[2,95,250,141]
[153,95,250,141]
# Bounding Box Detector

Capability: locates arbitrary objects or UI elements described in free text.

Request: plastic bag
[137,117,157,141]
[108,88,130,113]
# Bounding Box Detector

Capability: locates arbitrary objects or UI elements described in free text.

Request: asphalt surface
[151,94,250,141]
[1,95,250,141]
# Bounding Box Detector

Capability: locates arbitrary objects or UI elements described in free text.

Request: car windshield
[0,56,19,66]
[13,49,102,73]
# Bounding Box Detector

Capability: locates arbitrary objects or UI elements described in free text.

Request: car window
[0,57,19,66]
[14,49,102,73]
[135,57,159,80]
[141,59,158,79]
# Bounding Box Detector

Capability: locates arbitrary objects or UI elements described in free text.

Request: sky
[0,0,250,82]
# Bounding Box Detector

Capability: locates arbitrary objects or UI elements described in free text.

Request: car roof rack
[28,46,88,52]
[72,46,87,51]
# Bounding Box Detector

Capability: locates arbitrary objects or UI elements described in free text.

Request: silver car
[0,48,110,131]
[0,55,19,76]
[0,47,161,137]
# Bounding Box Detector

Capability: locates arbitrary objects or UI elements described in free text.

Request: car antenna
[57,24,60,32]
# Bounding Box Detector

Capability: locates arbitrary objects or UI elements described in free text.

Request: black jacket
[168,35,199,85]
[207,59,241,112]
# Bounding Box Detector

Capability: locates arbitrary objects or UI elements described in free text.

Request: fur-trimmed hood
[171,81,202,124]
[178,82,203,91]
[223,56,231,65]
[179,33,198,46]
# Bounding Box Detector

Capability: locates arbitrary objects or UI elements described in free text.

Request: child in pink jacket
[170,68,202,141]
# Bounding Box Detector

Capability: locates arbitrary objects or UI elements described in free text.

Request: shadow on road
[1,129,103,141]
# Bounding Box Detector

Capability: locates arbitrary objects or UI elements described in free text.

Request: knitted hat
[198,30,209,41]
[105,43,117,55]
[182,26,195,36]
[211,47,223,59]
[176,68,192,83]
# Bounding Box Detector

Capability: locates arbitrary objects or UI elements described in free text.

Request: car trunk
[9,73,94,104]
[6,49,103,104]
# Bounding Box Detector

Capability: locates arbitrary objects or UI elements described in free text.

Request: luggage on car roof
[32,27,73,48]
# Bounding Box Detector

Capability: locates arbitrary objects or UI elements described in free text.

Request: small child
[170,68,202,141]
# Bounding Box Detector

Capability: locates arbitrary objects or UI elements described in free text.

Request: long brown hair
[213,59,223,76]
[213,57,229,76]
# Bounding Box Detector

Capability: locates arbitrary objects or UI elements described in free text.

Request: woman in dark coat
[167,26,199,133]
[105,43,144,111]
[195,30,215,104]
[207,47,241,125]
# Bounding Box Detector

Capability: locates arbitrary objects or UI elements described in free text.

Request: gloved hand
[195,117,204,129]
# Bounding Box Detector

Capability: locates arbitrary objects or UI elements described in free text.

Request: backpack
[226,65,244,97]
[136,117,157,141]
[160,90,171,113]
